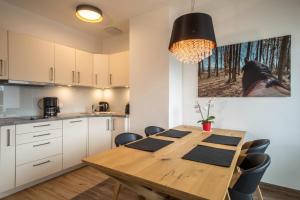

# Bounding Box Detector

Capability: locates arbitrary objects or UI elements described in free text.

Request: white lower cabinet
[63,118,88,169]
[88,117,111,156]
[111,117,126,148]
[0,126,16,193]
[16,154,62,187]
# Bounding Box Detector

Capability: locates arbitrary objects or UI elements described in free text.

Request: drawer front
[16,120,62,134]
[16,154,62,187]
[16,137,62,165]
[16,129,62,145]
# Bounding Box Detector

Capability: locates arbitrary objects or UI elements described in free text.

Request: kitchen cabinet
[75,49,93,87]
[0,28,8,80]
[0,126,16,193]
[8,31,54,83]
[63,118,88,169]
[88,117,111,156]
[109,51,129,87]
[54,44,76,85]
[111,117,126,148]
[93,54,109,88]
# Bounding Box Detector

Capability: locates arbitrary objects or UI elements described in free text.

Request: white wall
[102,33,129,54]
[130,7,170,134]
[0,0,99,53]
[174,0,300,190]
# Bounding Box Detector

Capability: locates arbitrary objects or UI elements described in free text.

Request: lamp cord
[191,0,195,12]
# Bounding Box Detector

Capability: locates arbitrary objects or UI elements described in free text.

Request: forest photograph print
[198,35,291,97]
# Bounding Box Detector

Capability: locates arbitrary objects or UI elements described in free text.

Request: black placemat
[203,134,242,146]
[157,129,191,138]
[182,145,236,167]
[125,137,174,152]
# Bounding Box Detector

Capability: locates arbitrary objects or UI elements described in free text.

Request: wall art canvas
[198,35,291,97]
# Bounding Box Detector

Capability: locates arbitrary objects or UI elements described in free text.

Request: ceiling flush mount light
[76,5,103,23]
[169,1,216,64]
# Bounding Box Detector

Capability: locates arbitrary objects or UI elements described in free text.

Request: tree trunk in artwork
[259,40,263,63]
[228,45,232,82]
[232,45,238,82]
[255,41,260,61]
[270,38,276,72]
[237,44,241,75]
[215,48,219,77]
[265,39,270,65]
[208,55,211,78]
[246,42,251,61]
[277,36,289,81]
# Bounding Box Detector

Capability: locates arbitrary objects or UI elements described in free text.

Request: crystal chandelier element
[169,13,216,64]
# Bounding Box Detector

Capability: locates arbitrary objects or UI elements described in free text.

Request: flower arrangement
[195,98,215,131]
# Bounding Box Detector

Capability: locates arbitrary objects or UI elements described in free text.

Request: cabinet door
[88,117,111,156]
[0,28,8,80]
[75,49,93,87]
[111,117,125,148]
[8,32,54,83]
[109,51,129,87]
[54,44,76,85]
[93,54,109,88]
[63,118,88,169]
[0,126,16,193]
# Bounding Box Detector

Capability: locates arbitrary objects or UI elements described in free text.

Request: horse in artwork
[242,60,290,97]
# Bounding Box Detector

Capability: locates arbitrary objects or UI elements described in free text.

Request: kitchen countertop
[0,112,128,126]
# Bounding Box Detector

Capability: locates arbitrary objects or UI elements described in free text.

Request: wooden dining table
[83,125,246,200]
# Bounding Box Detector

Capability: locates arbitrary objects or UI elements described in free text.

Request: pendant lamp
[169,5,216,64]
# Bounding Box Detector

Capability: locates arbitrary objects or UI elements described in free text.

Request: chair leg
[113,182,121,200]
[254,186,263,200]
[225,191,231,200]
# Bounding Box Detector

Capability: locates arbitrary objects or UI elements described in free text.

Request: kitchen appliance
[39,97,60,118]
[98,101,109,112]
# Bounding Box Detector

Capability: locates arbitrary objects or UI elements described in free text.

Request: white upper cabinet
[54,44,76,85]
[109,51,129,87]
[75,49,93,87]
[8,32,54,83]
[0,27,8,79]
[93,54,109,88]
[0,126,16,193]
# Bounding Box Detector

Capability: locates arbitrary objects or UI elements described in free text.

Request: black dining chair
[242,139,270,154]
[115,132,143,147]
[144,126,165,137]
[228,153,271,200]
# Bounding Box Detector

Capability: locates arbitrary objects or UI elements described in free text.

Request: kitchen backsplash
[0,85,129,117]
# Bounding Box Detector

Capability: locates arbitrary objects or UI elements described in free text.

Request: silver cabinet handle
[0,60,4,76]
[95,74,98,85]
[33,133,51,138]
[77,72,80,84]
[49,67,54,81]
[33,124,50,128]
[33,142,50,147]
[112,118,115,131]
[70,120,82,123]
[106,119,110,131]
[109,74,112,85]
[33,160,50,167]
[7,129,11,147]
[72,71,75,83]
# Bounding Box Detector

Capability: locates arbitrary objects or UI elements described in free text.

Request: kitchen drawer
[16,137,62,165]
[16,120,62,134]
[16,129,62,145]
[16,154,62,187]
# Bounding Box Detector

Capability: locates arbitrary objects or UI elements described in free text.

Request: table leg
[113,181,121,200]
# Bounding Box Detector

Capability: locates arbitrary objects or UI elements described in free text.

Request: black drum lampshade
[169,13,216,64]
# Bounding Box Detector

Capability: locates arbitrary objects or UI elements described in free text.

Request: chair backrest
[243,139,270,154]
[115,132,143,147]
[232,153,271,195]
[144,126,165,137]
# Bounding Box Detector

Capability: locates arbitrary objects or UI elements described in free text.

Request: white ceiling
[3,0,170,39]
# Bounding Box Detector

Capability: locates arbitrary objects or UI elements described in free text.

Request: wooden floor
[3,166,298,200]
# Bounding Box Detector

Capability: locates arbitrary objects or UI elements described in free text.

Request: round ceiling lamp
[169,4,216,64]
[76,5,103,23]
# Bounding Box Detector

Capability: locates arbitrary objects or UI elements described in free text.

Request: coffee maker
[41,97,60,118]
